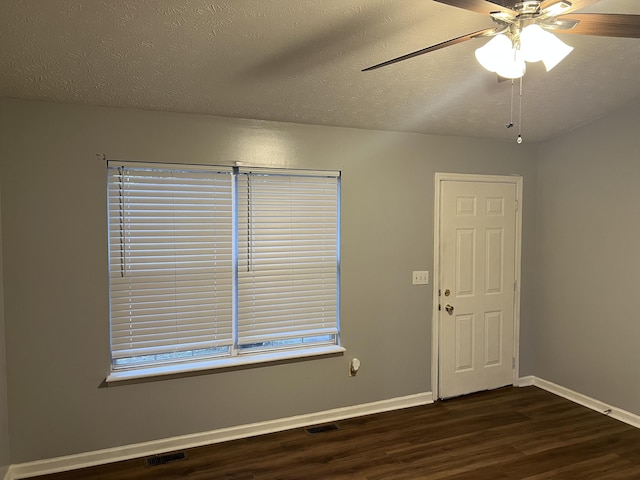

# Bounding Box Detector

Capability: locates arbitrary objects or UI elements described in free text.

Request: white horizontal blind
[107,164,234,367]
[236,170,340,349]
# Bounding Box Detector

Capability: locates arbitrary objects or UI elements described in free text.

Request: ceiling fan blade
[433,0,514,15]
[556,13,640,37]
[486,0,529,10]
[540,0,602,14]
[362,27,498,72]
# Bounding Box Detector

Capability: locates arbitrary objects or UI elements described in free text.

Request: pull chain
[506,79,515,129]
[517,76,523,144]
[505,76,524,143]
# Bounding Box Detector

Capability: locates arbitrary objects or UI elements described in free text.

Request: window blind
[236,170,340,350]
[107,164,234,366]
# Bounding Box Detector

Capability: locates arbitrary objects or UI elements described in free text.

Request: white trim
[107,345,346,382]
[532,377,640,429]
[106,160,235,172]
[432,173,523,399]
[7,379,640,480]
[236,166,341,177]
[512,177,523,387]
[7,392,433,480]
[519,376,640,430]
[516,375,535,387]
[431,174,442,401]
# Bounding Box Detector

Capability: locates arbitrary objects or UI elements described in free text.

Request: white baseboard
[8,380,640,480]
[7,392,433,480]
[516,375,535,387]
[519,376,640,430]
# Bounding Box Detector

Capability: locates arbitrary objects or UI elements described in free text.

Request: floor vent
[145,452,187,467]
[305,424,340,435]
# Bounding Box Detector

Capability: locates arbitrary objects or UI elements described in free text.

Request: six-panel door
[439,180,517,399]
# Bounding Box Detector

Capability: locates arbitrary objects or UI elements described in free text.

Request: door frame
[432,173,523,400]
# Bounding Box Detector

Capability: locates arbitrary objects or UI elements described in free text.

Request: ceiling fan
[362,0,640,78]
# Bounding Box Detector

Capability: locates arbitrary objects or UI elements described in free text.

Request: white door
[437,176,520,399]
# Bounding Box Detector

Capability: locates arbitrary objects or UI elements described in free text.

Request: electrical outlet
[412,271,429,285]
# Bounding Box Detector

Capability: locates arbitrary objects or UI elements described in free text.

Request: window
[107,162,340,379]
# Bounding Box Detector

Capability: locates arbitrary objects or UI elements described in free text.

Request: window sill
[106,345,346,383]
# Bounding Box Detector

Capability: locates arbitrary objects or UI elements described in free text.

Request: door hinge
[512,357,516,369]
[514,280,517,291]
[438,304,441,311]
[515,199,519,211]
[438,289,441,297]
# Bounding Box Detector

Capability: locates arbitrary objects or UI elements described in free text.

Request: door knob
[445,304,454,315]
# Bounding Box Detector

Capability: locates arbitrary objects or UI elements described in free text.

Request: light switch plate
[412,271,429,285]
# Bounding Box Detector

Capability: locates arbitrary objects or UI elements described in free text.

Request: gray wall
[535,101,640,416]
[0,97,537,464]
[0,188,9,475]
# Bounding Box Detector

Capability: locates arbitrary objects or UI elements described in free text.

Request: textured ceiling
[1,0,639,142]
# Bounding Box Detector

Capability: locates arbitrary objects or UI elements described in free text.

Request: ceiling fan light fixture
[519,24,547,63]
[495,50,526,79]
[475,34,525,79]
[520,24,573,70]
[540,33,574,71]
[476,25,573,78]
[364,0,638,79]
[475,34,512,72]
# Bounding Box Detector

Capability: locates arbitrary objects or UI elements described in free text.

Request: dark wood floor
[36,386,640,479]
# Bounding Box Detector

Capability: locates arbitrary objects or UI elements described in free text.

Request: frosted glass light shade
[496,50,526,79]
[475,34,513,73]
[520,25,547,63]
[476,26,573,78]
[475,35,526,79]
[520,24,573,71]
[540,33,574,71]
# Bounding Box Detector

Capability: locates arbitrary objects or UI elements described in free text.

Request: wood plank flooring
[35,386,640,479]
